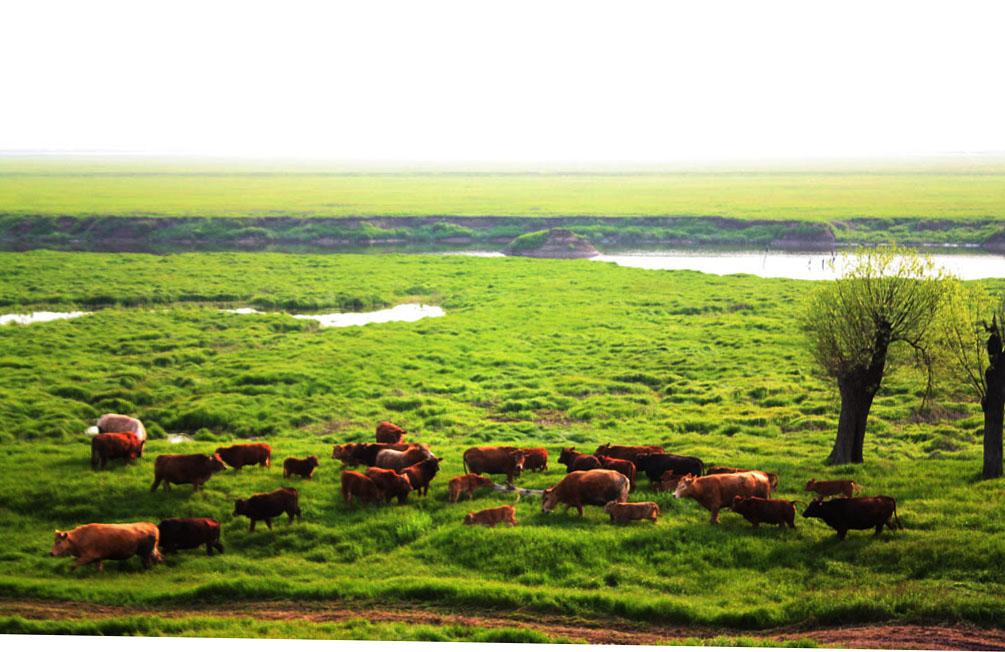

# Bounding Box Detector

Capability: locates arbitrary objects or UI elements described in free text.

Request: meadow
[1,250,1004,641]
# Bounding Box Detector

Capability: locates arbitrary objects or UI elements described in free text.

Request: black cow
[802,496,902,539]
[635,453,705,485]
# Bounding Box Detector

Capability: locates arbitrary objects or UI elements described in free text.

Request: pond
[225,303,446,327]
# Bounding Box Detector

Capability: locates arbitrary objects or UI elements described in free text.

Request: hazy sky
[3,1,1004,162]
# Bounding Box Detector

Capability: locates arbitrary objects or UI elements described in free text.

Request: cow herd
[50,416,904,573]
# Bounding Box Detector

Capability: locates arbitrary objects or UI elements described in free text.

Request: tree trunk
[983,320,1005,479]
[828,322,891,465]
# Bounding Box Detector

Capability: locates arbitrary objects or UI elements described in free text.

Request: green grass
[1,251,1004,636]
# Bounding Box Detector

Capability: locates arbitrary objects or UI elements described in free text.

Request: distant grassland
[1,251,1005,637]
[2,158,1005,221]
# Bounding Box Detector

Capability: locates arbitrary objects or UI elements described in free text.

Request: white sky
[2,1,1004,163]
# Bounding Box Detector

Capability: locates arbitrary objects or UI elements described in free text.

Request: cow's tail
[768,472,780,489]
[891,497,902,530]
[462,452,469,475]
[90,438,100,471]
[791,499,807,506]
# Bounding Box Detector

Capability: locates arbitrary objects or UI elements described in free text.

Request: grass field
[1,251,1004,643]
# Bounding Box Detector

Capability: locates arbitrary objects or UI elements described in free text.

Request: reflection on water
[225,303,445,327]
[0,311,90,326]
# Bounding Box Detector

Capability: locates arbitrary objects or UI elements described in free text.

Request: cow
[341,470,383,506]
[157,518,224,555]
[374,445,434,472]
[215,443,271,470]
[91,432,144,470]
[802,496,902,539]
[150,453,226,492]
[463,447,525,485]
[804,478,862,499]
[519,447,549,472]
[97,414,147,456]
[50,522,163,571]
[708,466,780,489]
[603,501,660,524]
[464,505,518,528]
[283,455,320,480]
[673,471,772,524]
[558,447,601,473]
[728,497,805,529]
[365,467,413,504]
[332,442,414,467]
[636,453,705,485]
[401,457,442,497]
[656,471,686,492]
[233,487,302,532]
[376,421,407,444]
[593,443,665,463]
[541,469,631,517]
[448,473,495,503]
[596,455,636,489]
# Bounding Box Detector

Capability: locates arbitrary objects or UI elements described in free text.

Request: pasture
[1,251,1004,641]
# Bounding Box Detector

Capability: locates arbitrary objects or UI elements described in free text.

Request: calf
[402,457,442,497]
[463,447,525,485]
[803,496,902,539]
[151,453,227,492]
[463,505,518,528]
[558,447,601,473]
[283,455,320,480]
[50,522,163,571]
[341,470,383,506]
[596,455,636,489]
[448,473,495,503]
[365,467,413,504]
[233,488,302,532]
[91,432,144,470]
[158,518,224,555]
[215,443,271,470]
[603,501,660,524]
[728,497,804,529]
[804,478,861,499]
[376,421,407,444]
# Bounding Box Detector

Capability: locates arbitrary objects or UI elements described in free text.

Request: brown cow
[708,466,781,489]
[520,447,549,472]
[804,478,862,499]
[341,470,383,505]
[97,414,147,455]
[803,496,901,539]
[729,496,805,528]
[558,447,601,473]
[464,505,518,528]
[332,442,414,467]
[374,446,434,472]
[50,522,163,571]
[541,469,630,517]
[596,455,636,489]
[593,443,665,463]
[463,447,525,485]
[233,488,302,532]
[604,501,661,524]
[365,467,413,504]
[216,443,271,470]
[448,473,495,503]
[150,453,226,492]
[401,457,442,497]
[283,456,319,479]
[656,471,685,492]
[376,421,407,444]
[158,518,224,555]
[673,471,772,524]
[91,432,144,470]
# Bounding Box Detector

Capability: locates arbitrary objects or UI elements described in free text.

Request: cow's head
[509,450,525,475]
[50,531,71,557]
[306,455,319,468]
[233,498,248,517]
[802,498,824,519]
[803,478,816,491]
[603,500,618,514]
[395,472,413,493]
[541,488,558,513]
[672,474,697,499]
[331,445,344,460]
[209,454,227,472]
[463,513,477,526]
[473,474,494,489]
[728,496,747,512]
[558,448,578,465]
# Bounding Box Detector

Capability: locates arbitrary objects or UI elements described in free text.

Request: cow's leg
[577,505,585,517]
[837,529,847,540]
[151,475,162,492]
[249,520,257,533]
[887,517,897,531]
[874,523,884,536]
[214,541,225,554]
[265,518,273,530]
[710,506,720,524]
[206,541,214,556]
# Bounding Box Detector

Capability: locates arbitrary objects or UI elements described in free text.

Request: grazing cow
[558,447,601,473]
[464,505,518,528]
[91,432,144,470]
[541,469,630,517]
[341,470,383,506]
[365,467,413,504]
[376,421,407,444]
[283,455,320,480]
[463,447,525,485]
[802,496,901,539]
[374,446,434,472]
[804,478,862,499]
[708,466,780,489]
[596,455,636,489]
[728,497,805,528]
[215,443,271,470]
[97,414,147,455]
[636,453,705,485]
[157,518,224,555]
[150,453,226,492]
[593,443,665,463]
[233,488,302,532]
[448,473,495,503]
[332,442,414,467]
[604,501,660,524]
[401,457,442,497]
[656,471,686,492]
[520,447,549,472]
[673,471,772,524]
[50,522,163,571]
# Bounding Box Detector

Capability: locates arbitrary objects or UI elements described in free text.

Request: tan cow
[448,473,495,503]
[463,505,518,528]
[804,478,862,499]
[708,465,780,489]
[603,501,661,524]
[374,446,434,472]
[673,471,772,524]
[50,522,163,571]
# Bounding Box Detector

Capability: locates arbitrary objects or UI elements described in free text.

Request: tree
[935,283,1005,479]
[802,247,950,465]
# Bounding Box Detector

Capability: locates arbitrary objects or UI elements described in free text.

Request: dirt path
[3,598,1005,650]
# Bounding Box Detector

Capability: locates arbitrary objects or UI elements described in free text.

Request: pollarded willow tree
[802,246,952,465]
